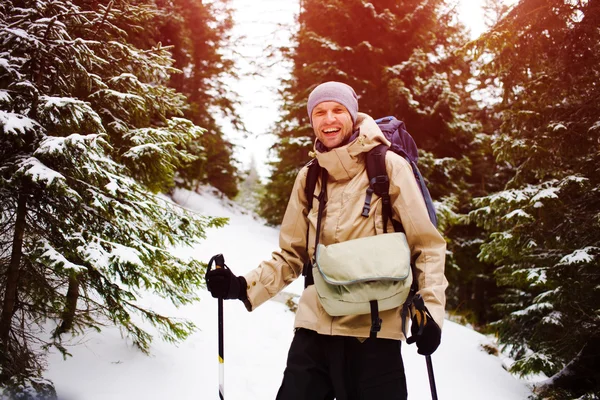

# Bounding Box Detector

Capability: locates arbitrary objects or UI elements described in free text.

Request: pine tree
[469,0,600,396]
[259,0,482,225]
[152,0,240,198]
[0,0,225,391]
[236,156,264,213]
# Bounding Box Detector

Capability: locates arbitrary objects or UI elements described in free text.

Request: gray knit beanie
[307,81,358,125]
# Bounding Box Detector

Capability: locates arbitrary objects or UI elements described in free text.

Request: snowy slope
[45,187,534,399]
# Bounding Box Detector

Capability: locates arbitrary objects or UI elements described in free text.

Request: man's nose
[325,111,336,122]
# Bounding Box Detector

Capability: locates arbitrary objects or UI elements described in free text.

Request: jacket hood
[313,113,391,181]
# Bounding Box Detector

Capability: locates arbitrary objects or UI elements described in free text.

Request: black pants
[276,328,408,400]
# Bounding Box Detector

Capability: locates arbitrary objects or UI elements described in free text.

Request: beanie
[307,81,358,125]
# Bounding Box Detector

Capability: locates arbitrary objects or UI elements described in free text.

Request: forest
[0,0,598,398]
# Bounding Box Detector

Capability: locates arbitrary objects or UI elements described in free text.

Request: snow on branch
[17,157,65,185]
[38,239,86,272]
[0,110,38,136]
[559,247,598,265]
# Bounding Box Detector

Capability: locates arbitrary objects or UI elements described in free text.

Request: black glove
[406,298,441,356]
[205,264,248,301]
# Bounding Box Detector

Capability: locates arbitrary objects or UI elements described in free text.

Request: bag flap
[315,232,411,285]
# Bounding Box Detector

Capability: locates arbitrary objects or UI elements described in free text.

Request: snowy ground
[45,187,537,399]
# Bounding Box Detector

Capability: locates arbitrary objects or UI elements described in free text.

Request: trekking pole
[426,355,438,400]
[208,254,226,400]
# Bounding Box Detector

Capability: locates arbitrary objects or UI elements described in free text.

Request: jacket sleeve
[386,153,448,328]
[242,167,310,311]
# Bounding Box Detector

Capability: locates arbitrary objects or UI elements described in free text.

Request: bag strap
[313,167,328,254]
[302,163,327,288]
[304,158,320,214]
[363,144,396,233]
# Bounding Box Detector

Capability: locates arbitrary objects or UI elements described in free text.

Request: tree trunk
[0,193,27,350]
[56,274,80,336]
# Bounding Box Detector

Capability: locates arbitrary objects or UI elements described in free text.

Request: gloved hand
[205,264,248,301]
[406,297,441,356]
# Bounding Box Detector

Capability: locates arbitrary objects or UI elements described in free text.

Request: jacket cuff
[243,270,272,311]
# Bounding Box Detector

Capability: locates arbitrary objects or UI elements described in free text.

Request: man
[206,81,447,399]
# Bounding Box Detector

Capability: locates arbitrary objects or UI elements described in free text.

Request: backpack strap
[363,144,394,233]
[304,158,320,214]
[302,161,326,288]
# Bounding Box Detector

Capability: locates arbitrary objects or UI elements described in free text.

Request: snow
[35,134,99,155]
[44,187,535,399]
[541,311,563,326]
[526,268,547,284]
[549,123,566,132]
[40,240,86,272]
[512,302,552,317]
[530,187,559,203]
[0,110,37,135]
[0,89,11,103]
[17,157,64,185]
[589,120,600,133]
[503,209,532,221]
[559,247,597,265]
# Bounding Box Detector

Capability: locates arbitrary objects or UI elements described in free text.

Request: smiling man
[307,82,357,149]
[206,81,447,400]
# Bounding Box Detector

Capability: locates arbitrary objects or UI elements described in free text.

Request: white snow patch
[588,120,600,133]
[18,157,64,185]
[0,89,12,103]
[0,110,37,135]
[40,241,86,272]
[560,247,597,265]
[503,209,532,220]
[512,302,552,316]
[542,311,562,326]
[530,188,559,203]
[549,123,566,132]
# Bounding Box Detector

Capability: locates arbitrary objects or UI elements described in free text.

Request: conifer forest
[0,0,598,398]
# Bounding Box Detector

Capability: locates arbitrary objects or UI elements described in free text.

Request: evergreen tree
[236,156,264,213]
[469,0,600,397]
[0,0,225,391]
[259,0,480,224]
[153,0,240,198]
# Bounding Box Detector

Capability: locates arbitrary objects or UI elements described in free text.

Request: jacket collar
[313,113,390,181]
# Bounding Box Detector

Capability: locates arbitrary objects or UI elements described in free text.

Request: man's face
[311,101,354,149]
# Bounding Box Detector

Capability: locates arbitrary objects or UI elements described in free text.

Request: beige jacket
[244,113,447,340]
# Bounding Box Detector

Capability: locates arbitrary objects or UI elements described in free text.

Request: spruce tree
[153,0,240,198]
[259,0,481,225]
[469,0,600,397]
[0,0,225,392]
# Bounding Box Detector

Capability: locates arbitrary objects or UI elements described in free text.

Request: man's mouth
[322,127,341,136]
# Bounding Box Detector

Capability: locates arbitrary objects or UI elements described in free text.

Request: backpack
[301,116,437,338]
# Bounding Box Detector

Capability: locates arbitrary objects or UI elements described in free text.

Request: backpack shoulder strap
[302,158,323,287]
[304,158,320,214]
[363,144,397,233]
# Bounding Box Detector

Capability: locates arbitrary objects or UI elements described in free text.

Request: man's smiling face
[311,101,354,149]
